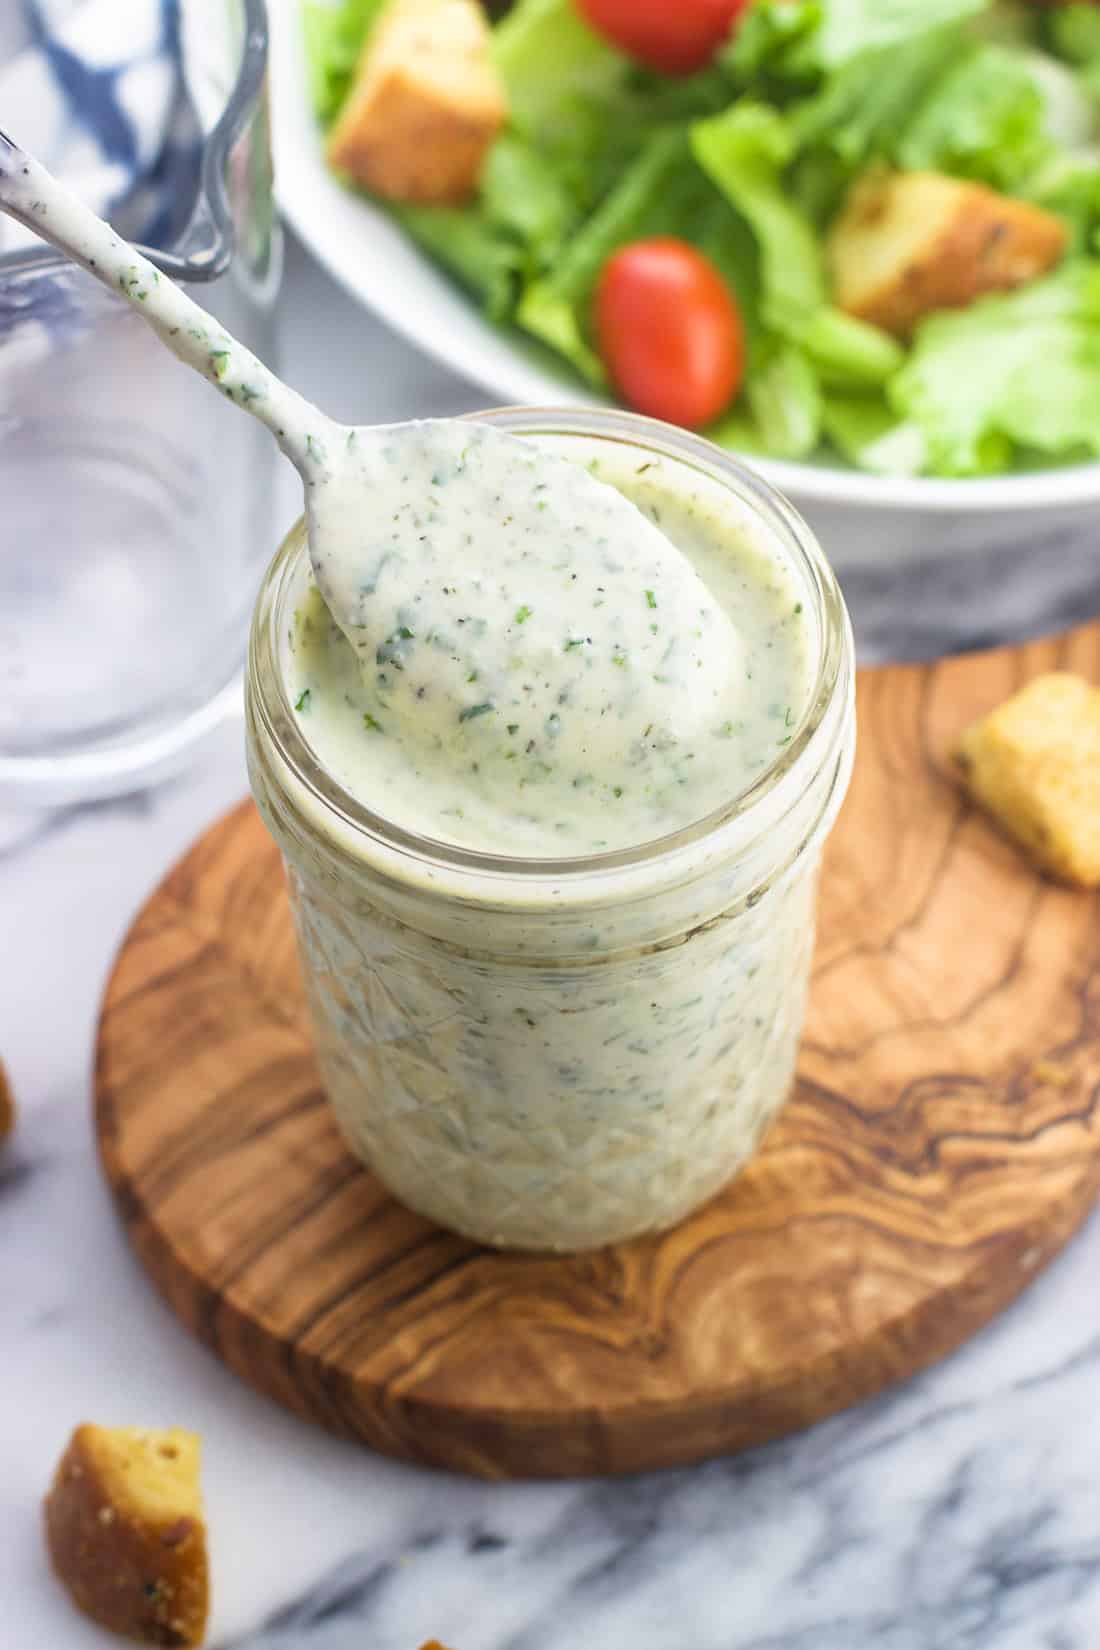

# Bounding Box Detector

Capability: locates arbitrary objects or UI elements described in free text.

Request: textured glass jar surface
[246,413,856,1251]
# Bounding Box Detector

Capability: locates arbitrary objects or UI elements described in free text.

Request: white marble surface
[3,234,1100,1650]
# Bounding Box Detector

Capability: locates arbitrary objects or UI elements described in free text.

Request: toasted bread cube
[828,171,1067,339]
[326,0,508,205]
[0,1058,12,1141]
[956,672,1100,887]
[45,1425,209,1647]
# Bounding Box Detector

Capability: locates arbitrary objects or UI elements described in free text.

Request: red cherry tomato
[595,238,745,430]
[576,0,752,75]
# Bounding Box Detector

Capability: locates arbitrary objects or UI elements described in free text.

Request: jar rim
[0,0,268,285]
[248,408,855,900]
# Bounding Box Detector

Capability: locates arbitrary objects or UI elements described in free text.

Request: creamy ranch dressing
[289,436,813,856]
[249,417,854,1251]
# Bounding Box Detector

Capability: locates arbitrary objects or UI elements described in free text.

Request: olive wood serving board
[95,622,1100,1479]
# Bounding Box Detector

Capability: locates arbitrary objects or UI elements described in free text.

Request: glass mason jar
[246,410,856,1252]
[0,0,279,805]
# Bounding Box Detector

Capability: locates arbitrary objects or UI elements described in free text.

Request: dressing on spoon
[0,131,749,844]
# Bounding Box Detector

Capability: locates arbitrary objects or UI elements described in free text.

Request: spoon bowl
[0,127,746,816]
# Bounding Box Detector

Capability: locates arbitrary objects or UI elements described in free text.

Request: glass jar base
[325,1077,792,1254]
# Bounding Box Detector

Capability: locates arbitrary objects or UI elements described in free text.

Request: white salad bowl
[268,0,1100,571]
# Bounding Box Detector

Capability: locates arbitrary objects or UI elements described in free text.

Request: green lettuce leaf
[897,43,1052,189]
[726,0,990,87]
[1020,49,1098,146]
[890,264,1100,475]
[1025,147,1100,254]
[1048,3,1100,71]
[707,408,772,456]
[302,0,387,124]
[784,28,959,219]
[389,203,523,322]
[730,9,1066,223]
[518,128,760,383]
[723,0,824,91]
[743,341,823,458]
[491,0,637,210]
[515,286,605,384]
[800,309,903,387]
[815,0,991,69]
[821,393,927,474]
[1045,6,1100,114]
[792,29,958,163]
[709,341,821,468]
[691,104,824,330]
[495,0,734,214]
[520,130,692,312]
[480,135,578,270]
[492,0,627,135]
[690,104,900,386]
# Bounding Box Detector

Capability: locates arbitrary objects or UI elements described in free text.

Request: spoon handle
[0,128,334,477]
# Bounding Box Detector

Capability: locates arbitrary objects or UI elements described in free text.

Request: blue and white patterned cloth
[0,0,199,257]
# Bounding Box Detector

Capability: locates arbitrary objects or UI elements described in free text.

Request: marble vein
[231,1311,1100,1650]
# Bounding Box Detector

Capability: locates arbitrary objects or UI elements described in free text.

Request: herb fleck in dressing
[289,434,812,855]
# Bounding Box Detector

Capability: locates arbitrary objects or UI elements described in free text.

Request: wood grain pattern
[95,625,1100,1480]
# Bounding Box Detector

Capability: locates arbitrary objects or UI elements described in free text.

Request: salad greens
[303,0,387,119]
[895,44,1053,188]
[892,264,1100,475]
[305,0,1100,477]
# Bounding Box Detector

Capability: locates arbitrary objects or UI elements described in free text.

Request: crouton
[0,1058,12,1142]
[828,171,1067,339]
[956,672,1100,888]
[326,0,508,205]
[45,1425,209,1647]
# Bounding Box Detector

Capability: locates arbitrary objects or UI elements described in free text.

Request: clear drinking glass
[0,0,280,805]
[246,410,857,1252]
